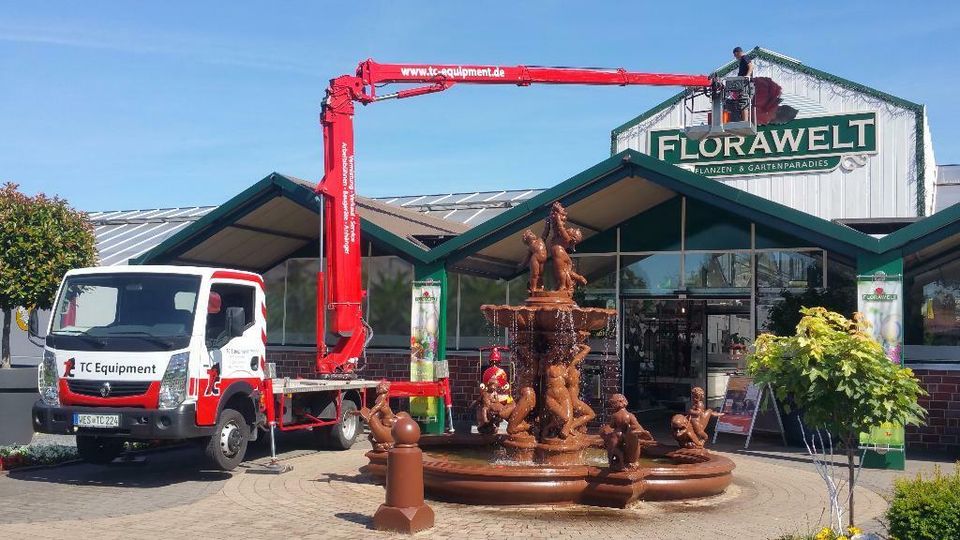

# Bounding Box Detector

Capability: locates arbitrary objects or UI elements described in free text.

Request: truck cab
[30,265,358,470]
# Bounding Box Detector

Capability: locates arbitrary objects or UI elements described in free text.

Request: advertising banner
[410,282,442,381]
[857,269,906,469]
[715,376,762,435]
[857,272,903,365]
[715,376,786,448]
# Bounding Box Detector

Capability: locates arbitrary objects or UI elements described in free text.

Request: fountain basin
[361,434,735,508]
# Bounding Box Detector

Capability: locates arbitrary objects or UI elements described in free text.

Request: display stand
[713,377,786,449]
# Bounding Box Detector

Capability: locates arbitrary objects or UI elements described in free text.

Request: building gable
[610,47,934,221]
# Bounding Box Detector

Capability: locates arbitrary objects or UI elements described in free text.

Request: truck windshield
[50,273,202,350]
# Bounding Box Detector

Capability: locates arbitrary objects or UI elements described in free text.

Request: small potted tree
[748,307,926,533]
[0,183,96,444]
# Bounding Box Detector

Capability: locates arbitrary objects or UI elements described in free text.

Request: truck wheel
[204,408,249,471]
[321,400,359,450]
[76,435,125,465]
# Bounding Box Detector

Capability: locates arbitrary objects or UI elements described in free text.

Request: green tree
[0,184,97,368]
[748,307,926,528]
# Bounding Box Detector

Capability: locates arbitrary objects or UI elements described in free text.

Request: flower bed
[0,444,79,471]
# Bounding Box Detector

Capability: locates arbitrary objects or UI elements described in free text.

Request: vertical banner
[857,269,906,470]
[410,282,441,421]
[857,271,903,365]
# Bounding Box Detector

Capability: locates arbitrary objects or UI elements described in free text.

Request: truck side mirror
[224,307,246,338]
[27,309,41,338]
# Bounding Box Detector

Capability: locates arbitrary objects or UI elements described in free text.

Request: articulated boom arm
[314,59,714,374]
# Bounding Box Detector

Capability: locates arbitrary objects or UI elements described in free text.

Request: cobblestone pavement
[0,434,910,540]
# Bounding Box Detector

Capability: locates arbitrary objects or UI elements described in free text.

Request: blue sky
[2,1,959,211]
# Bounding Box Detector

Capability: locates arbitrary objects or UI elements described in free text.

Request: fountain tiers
[479,290,616,466]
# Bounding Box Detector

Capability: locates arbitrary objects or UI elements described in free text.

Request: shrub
[0,444,79,470]
[887,464,960,540]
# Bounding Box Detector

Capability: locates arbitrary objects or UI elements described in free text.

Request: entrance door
[704,300,753,409]
[622,299,706,411]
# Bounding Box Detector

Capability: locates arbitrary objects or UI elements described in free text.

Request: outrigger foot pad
[248,460,293,475]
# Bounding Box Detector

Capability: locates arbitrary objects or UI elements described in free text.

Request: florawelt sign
[649,112,877,177]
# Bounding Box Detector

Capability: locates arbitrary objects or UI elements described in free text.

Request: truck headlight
[38,350,60,406]
[158,352,189,409]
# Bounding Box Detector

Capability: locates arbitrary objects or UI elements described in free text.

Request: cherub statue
[600,393,655,471]
[543,357,574,439]
[519,230,547,293]
[506,386,537,438]
[686,386,723,444]
[547,202,587,292]
[475,381,510,435]
[671,413,706,450]
[566,344,595,435]
[356,381,398,452]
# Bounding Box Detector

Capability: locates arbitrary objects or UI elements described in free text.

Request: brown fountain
[362,202,734,508]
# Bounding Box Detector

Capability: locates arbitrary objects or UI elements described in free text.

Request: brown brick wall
[266,347,621,426]
[906,369,960,452]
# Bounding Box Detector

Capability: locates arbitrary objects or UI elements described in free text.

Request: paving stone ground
[0,432,950,540]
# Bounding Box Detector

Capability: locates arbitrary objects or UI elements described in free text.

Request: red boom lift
[314,60,766,425]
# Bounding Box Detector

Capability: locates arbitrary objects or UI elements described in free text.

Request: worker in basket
[728,47,754,123]
[726,47,798,126]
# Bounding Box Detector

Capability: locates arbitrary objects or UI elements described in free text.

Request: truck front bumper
[32,401,214,440]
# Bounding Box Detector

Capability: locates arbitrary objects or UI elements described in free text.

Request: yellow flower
[815,528,834,540]
[847,526,863,536]
[837,536,849,540]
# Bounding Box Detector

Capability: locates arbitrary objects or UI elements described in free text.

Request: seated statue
[671,414,706,450]
[686,386,723,445]
[356,381,399,452]
[600,394,655,471]
[475,381,513,435]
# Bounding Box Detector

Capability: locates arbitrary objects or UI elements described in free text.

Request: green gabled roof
[610,46,924,154]
[132,173,432,267]
[878,201,960,254]
[425,149,886,265]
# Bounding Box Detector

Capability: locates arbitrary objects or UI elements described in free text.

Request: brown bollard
[373,414,435,534]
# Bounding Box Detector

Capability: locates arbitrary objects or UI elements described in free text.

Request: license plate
[73,413,120,429]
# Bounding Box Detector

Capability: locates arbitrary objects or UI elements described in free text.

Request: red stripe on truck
[211,270,264,289]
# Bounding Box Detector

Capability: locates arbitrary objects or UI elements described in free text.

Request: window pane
[573,256,616,309]
[620,254,681,294]
[366,257,413,348]
[206,283,255,346]
[684,252,751,291]
[457,273,507,349]
[262,262,286,344]
[283,258,320,344]
[908,258,960,346]
[756,251,823,289]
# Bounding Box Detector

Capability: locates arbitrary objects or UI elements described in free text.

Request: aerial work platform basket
[683,76,758,140]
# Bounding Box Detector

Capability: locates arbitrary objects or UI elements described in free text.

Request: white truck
[31,265,379,470]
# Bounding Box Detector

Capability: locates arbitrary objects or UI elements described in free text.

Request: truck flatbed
[270,377,380,395]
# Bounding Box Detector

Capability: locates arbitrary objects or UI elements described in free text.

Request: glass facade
[620,254,681,294]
